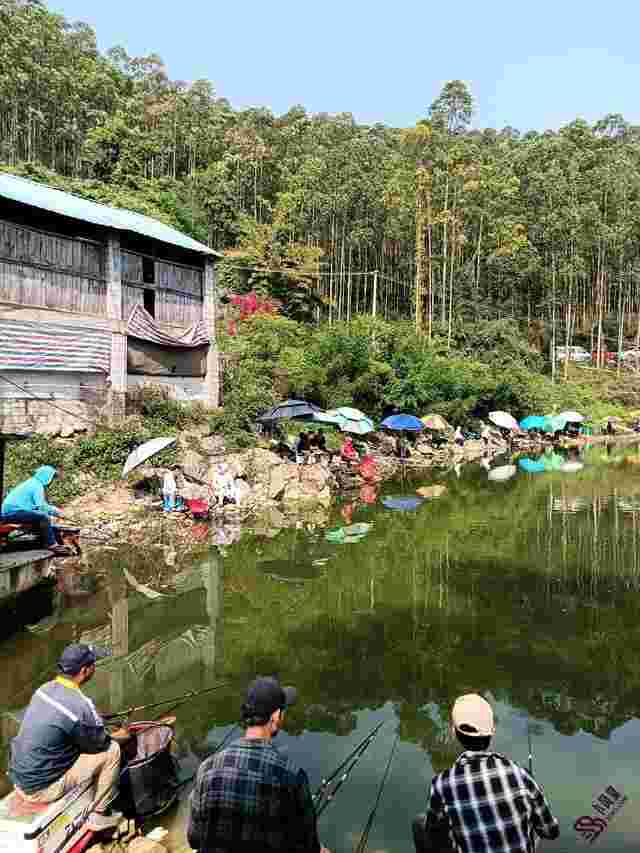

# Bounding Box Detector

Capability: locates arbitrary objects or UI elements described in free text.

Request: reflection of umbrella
[329,407,375,435]
[258,399,321,421]
[122,436,176,478]
[421,414,448,431]
[559,461,584,473]
[518,457,546,473]
[382,495,424,511]
[488,411,519,430]
[487,464,517,481]
[520,416,546,430]
[542,451,564,471]
[381,414,424,432]
[559,411,584,423]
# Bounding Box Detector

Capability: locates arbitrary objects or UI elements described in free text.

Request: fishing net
[118,724,179,818]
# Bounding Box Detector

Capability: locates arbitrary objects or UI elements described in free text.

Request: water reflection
[3,444,640,850]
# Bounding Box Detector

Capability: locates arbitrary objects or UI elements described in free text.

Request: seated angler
[9,644,125,832]
[1,465,68,555]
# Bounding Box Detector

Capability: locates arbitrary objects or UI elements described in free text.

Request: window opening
[142,257,155,284]
[143,289,156,318]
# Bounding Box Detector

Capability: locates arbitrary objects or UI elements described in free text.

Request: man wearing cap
[413,693,559,853]
[188,676,330,853]
[8,643,124,832]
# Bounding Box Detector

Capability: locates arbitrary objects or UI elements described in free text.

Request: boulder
[242,449,284,484]
[180,450,209,483]
[199,434,226,455]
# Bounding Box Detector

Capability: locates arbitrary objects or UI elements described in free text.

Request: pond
[3,439,640,852]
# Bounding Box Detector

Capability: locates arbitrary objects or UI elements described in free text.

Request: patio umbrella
[421,413,448,431]
[542,415,568,433]
[488,411,520,431]
[520,416,546,430]
[258,399,321,422]
[559,411,584,423]
[518,457,546,473]
[330,407,375,435]
[382,495,424,511]
[487,464,517,481]
[381,414,424,432]
[312,411,344,427]
[122,436,176,478]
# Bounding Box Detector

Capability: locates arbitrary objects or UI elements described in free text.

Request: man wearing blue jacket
[1,465,67,554]
[9,643,124,832]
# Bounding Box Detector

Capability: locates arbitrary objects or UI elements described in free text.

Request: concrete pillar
[201,551,222,672]
[105,232,126,418]
[203,257,220,409]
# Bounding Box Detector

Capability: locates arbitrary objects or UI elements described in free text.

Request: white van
[554,346,591,363]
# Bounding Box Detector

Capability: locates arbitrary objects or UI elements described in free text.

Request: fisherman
[1,465,68,555]
[187,676,330,853]
[413,693,559,853]
[8,644,125,832]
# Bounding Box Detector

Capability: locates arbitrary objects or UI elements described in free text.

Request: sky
[52,0,640,133]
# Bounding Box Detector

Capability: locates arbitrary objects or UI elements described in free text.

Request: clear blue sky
[53,0,640,132]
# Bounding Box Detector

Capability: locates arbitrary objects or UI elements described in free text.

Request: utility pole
[372,270,378,319]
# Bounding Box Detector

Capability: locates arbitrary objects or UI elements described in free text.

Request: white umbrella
[559,411,584,423]
[488,464,517,481]
[488,411,520,431]
[122,436,176,478]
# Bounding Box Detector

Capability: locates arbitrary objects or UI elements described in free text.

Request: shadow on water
[4,442,640,848]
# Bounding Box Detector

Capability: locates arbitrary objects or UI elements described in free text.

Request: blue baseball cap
[57,643,111,675]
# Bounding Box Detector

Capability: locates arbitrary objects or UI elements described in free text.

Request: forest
[2,0,640,433]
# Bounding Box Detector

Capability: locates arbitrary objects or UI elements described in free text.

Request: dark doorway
[143,289,156,318]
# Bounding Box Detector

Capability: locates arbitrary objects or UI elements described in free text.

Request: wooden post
[203,257,220,409]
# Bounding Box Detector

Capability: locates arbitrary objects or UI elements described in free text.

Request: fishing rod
[103,680,231,721]
[527,724,534,776]
[314,720,385,817]
[354,735,399,853]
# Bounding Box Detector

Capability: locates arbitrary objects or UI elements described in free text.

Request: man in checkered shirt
[413,694,559,853]
[187,676,330,853]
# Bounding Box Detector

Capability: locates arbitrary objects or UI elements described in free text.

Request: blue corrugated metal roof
[0,171,220,258]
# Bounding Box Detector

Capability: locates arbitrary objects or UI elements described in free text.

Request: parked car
[554,346,591,363]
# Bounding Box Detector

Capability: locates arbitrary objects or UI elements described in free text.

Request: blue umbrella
[381,414,424,432]
[520,416,546,430]
[382,495,424,511]
[518,457,546,473]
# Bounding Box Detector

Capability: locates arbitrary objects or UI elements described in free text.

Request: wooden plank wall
[121,250,203,326]
[0,219,107,314]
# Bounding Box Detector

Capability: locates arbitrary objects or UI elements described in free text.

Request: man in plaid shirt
[187,676,330,853]
[413,694,559,853]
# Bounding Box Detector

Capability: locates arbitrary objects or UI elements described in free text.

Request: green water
[4,441,640,851]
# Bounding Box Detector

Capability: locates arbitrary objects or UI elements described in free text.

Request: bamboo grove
[4,0,640,352]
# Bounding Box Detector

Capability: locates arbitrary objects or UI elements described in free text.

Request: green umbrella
[542,415,568,433]
[328,407,375,435]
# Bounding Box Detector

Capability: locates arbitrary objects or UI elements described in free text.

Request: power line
[0,373,98,427]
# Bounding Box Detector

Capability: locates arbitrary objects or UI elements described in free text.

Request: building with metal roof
[0,171,220,258]
[0,170,220,431]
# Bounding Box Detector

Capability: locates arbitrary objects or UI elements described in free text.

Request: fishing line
[354,734,399,853]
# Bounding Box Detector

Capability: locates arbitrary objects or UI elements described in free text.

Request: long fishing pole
[314,721,386,817]
[103,681,230,721]
[313,721,385,803]
[527,724,534,776]
[354,735,399,853]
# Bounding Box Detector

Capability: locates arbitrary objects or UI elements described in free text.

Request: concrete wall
[126,375,206,403]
